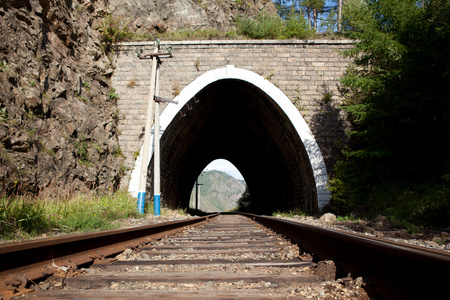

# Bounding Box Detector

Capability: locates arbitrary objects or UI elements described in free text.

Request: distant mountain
[190,170,245,212]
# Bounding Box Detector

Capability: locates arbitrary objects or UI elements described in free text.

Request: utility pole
[195,178,203,213]
[137,40,173,215]
[137,42,158,215]
[153,59,161,216]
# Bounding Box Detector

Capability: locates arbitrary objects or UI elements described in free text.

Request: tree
[236,186,251,212]
[331,0,450,226]
[300,0,325,30]
[273,0,328,32]
[337,0,343,31]
[273,0,294,19]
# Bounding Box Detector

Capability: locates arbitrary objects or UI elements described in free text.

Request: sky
[203,159,244,181]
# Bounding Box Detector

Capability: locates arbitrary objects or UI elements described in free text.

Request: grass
[272,208,308,218]
[157,28,239,40]
[335,215,361,222]
[0,190,147,241]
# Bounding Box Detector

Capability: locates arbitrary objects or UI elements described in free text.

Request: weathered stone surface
[319,213,337,223]
[108,0,276,33]
[312,260,336,282]
[367,215,388,229]
[0,0,124,195]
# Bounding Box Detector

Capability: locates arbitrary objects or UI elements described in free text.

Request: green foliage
[97,14,133,53]
[236,12,284,39]
[108,88,119,100]
[108,92,119,100]
[236,10,313,39]
[273,0,292,19]
[236,185,251,212]
[0,60,9,72]
[272,208,307,218]
[0,191,141,240]
[74,134,89,164]
[332,0,450,227]
[113,146,124,158]
[273,0,328,31]
[283,9,310,38]
[92,142,104,154]
[368,181,450,228]
[336,215,361,222]
[0,198,51,239]
[319,4,338,33]
[0,107,8,121]
[133,150,140,159]
[159,28,237,40]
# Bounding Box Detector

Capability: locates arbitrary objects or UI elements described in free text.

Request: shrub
[283,11,309,39]
[236,11,312,39]
[97,15,133,53]
[236,186,251,212]
[236,12,284,39]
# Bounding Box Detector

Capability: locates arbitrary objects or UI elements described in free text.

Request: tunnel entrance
[129,66,330,213]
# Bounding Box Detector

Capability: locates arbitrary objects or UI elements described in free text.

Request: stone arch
[128,66,330,211]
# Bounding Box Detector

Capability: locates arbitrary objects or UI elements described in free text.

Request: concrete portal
[129,66,329,213]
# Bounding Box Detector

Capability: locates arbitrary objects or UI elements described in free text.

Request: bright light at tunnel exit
[204,159,244,181]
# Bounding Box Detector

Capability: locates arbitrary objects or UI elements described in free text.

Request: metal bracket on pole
[137,47,173,64]
[139,52,173,59]
[154,96,178,104]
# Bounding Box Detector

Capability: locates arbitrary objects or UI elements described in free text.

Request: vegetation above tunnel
[101,0,349,45]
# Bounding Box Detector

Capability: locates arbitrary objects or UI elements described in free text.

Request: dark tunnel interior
[147,79,317,214]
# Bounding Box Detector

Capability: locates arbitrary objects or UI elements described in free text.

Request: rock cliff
[108,0,276,34]
[0,0,123,195]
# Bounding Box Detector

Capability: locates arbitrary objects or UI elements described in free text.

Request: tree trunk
[313,8,317,30]
[307,8,311,28]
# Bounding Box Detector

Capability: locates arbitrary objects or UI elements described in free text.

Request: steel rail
[245,213,450,300]
[0,214,218,298]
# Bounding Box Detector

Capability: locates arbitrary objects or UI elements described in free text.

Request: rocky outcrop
[0,0,124,195]
[108,0,277,34]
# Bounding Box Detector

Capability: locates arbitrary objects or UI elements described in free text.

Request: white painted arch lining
[128,65,330,210]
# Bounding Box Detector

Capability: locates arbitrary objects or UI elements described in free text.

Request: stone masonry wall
[112,40,354,188]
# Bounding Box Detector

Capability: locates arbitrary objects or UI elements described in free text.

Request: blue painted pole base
[137,192,145,214]
[154,194,160,216]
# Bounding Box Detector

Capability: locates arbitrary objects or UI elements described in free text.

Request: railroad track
[0,215,214,299]
[1,213,449,299]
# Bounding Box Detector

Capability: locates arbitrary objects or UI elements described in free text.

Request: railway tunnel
[131,66,330,214]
